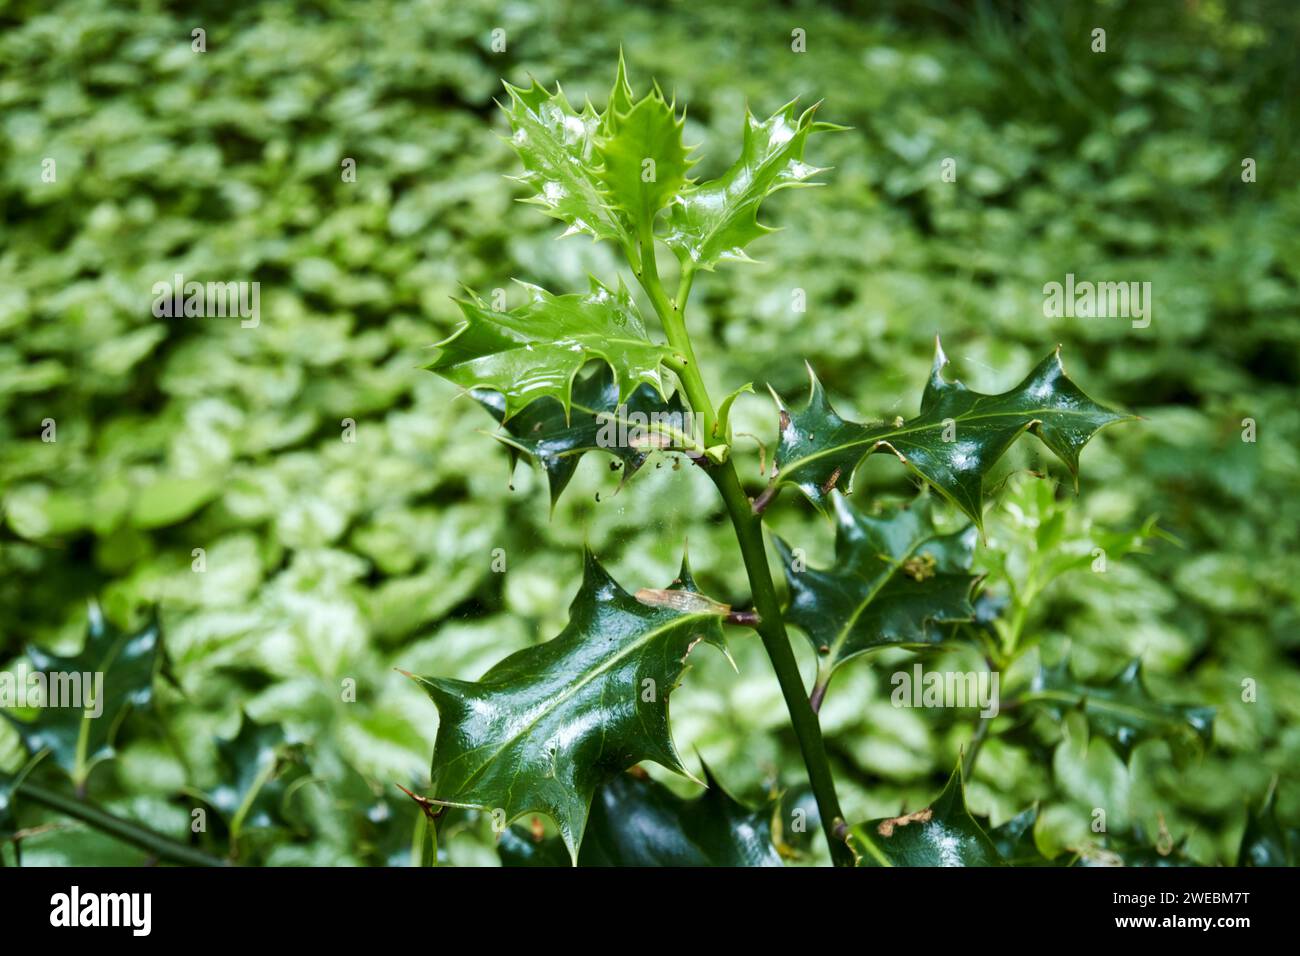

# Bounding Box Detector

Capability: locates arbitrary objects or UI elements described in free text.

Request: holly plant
[404,57,1217,868]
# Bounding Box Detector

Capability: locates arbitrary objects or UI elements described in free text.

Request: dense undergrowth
[1,0,1297,865]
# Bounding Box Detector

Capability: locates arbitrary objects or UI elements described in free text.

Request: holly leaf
[773,784,822,860]
[771,341,1132,530]
[206,714,305,835]
[848,763,1002,866]
[579,766,781,867]
[500,77,629,251]
[429,277,677,420]
[1238,785,1296,867]
[987,805,1065,866]
[500,766,782,867]
[3,604,166,780]
[408,551,728,862]
[473,363,695,508]
[664,100,838,270]
[1071,829,1200,867]
[1023,657,1214,762]
[774,491,978,678]
[597,60,693,232]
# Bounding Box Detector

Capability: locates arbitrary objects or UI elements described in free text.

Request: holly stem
[14,779,229,867]
[710,461,855,867]
[634,236,854,867]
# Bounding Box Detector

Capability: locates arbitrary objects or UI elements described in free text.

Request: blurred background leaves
[1,0,1297,865]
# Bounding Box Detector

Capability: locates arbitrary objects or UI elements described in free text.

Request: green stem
[412,809,437,867]
[634,232,854,867]
[228,756,277,857]
[14,780,229,867]
[963,717,991,778]
[711,461,855,867]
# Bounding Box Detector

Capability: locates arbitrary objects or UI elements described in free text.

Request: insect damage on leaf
[848,762,1001,867]
[405,550,728,863]
[876,807,933,837]
[769,339,1132,531]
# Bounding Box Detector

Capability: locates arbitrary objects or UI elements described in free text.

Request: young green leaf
[473,364,695,508]
[848,763,1002,866]
[3,605,166,782]
[499,766,782,867]
[429,277,677,420]
[770,341,1132,530]
[774,491,978,682]
[1023,658,1214,761]
[597,65,693,233]
[500,78,630,251]
[663,100,838,270]
[407,552,728,863]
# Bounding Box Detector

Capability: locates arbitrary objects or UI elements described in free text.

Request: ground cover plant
[1,0,1296,869]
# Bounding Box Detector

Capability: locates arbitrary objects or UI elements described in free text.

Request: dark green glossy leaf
[1239,786,1297,866]
[771,341,1131,529]
[3,605,165,780]
[1024,658,1214,761]
[774,491,977,677]
[473,363,694,508]
[499,767,781,867]
[206,714,305,834]
[773,784,821,860]
[848,764,1002,866]
[410,552,727,862]
[497,820,573,866]
[988,805,1064,866]
[663,101,838,270]
[429,277,676,421]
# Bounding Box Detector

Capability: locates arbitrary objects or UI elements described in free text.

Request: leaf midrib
[1022,689,1191,731]
[442,610,713,796]
[779,405,1109,480]
[825,531,942,666]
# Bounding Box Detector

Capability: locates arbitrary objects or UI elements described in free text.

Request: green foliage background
[1,0,1297,865]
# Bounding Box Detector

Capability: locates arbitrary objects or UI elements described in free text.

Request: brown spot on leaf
[821,466,841,495]
[876,807,933,837]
